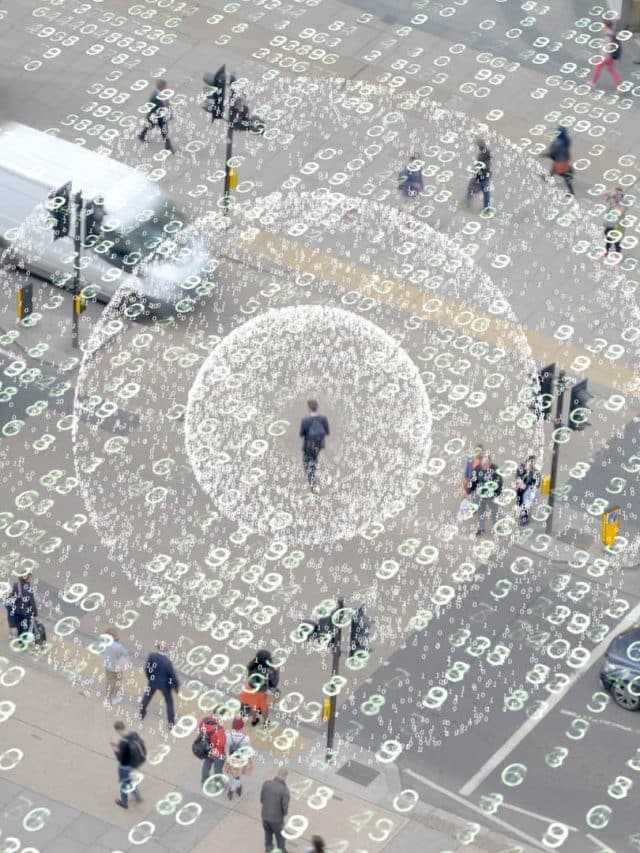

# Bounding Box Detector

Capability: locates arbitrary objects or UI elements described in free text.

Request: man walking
[140,640,180,728]
[398,154,424,199]
[104,627,129,707]
[112,721,145,809]
[261,768,290,852]
[138,79,175,154]
[299,400,330,490]
[469,453,503,537]
[464,138,492,213]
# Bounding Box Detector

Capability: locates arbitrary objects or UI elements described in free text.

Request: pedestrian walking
[299,399,330,491]
[515,455,540,526]
[104,628,129,707]
[469,453,503,537]
[539,126,574,195]
[8,574,38,637]
[225,716,252,799]
[602,186,627,258]
[196,714,227,787]
[112,721,146,809]
[398,154,423,199]
[239,649,280,727]
[463,138,492,213]
[462,443,484,495]
[261,768,290,853]
[305,837,326,853]
[590,21,622,88]
[140,640,180,729]
[138,79,175,154]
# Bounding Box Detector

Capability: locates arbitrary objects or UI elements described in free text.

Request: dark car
[600,627,640,711]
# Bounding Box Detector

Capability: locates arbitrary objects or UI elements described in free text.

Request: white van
[0,122,212,313]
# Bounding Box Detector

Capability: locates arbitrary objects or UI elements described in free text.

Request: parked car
[0,122,212,314]
[600,626,640,711]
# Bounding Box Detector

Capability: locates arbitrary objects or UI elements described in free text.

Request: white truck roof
[0,122,162,223]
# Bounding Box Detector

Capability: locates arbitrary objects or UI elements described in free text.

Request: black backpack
[192,734,209,760]
[612,38,621,60]
[126,732,147,768]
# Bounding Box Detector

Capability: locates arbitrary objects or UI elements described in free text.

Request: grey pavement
[0,0,640,852]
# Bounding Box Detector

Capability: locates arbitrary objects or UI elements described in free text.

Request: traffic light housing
[530,363,555,420]
[568,378,592,431]
[73,294,86,315]
[48,181,71,240]
[203,65,226,120]
[17,283,33,320]
[85,198,105,239]
[349,604,372,657]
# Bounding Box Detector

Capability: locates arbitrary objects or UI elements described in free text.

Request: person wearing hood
[540,127,574,195]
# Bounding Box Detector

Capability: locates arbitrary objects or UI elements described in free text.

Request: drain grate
[336,760,379,786]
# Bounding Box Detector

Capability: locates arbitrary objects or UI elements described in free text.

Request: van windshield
[89,202,187,270]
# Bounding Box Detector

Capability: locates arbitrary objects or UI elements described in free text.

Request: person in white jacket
[226,717,251,799]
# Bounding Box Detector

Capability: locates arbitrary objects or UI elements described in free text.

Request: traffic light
[73,293,86,315]
[568,378,592,431]
[85,198,105,239]
[349,604,372,657]
[48,181,71,240]
[203,65,226,120]
[530,363,555,420]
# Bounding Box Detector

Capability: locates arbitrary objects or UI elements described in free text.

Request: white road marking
[459,600,640,797]
[404,768,548,852]
[560,707,638,734]
[500,801,578,831]
[586,832,617,853]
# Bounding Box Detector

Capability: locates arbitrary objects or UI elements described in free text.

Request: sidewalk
[0,646,540,853]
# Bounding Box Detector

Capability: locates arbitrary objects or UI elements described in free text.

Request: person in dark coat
[140,640,180,728]
[261,768,290,852]
[464,138,492,212]
[469,454,503,537]
[540,126,574,195]
[399,154,424,198]
[138,79,175,154]
[9,574,38,636]
[299,399,330,490]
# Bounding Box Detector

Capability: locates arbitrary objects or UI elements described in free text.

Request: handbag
[457,498,476,523]
[31,619,46,648]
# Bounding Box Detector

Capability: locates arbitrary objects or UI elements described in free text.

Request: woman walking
[590,21,622,88]
[516,455,540,526]
[539,126,574,195]
[239,649,280,727]
[225,717,252,800]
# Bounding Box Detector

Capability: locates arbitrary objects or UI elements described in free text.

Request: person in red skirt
[239,650,280,727]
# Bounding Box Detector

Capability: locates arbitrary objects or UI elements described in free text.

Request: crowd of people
[459,444,541,535]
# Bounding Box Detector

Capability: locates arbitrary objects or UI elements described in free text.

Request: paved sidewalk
[0,640,540,853]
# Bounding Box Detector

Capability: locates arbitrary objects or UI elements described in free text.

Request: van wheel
[611,681,640,711]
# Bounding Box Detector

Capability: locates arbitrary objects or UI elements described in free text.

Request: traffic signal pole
[326,595,344,763]
[545,369,566,535]
[71,191,83,350]
[223,87,235,210]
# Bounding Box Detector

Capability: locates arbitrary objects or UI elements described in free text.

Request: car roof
[0,122,163,223]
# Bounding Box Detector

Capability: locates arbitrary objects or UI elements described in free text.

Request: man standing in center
[299,399,330,491]
[261,767,290,852]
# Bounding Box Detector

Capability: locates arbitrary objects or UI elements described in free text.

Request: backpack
[268,667,280,691]
[612,38,621,60]
[31,619,46,648]
[228,732,248,756]
[126,732,147,768]
[192,734,210,760]
[307,416,326,450]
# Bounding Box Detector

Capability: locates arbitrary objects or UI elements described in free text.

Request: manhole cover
[336,760,380,786]
[556,527,593,551]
